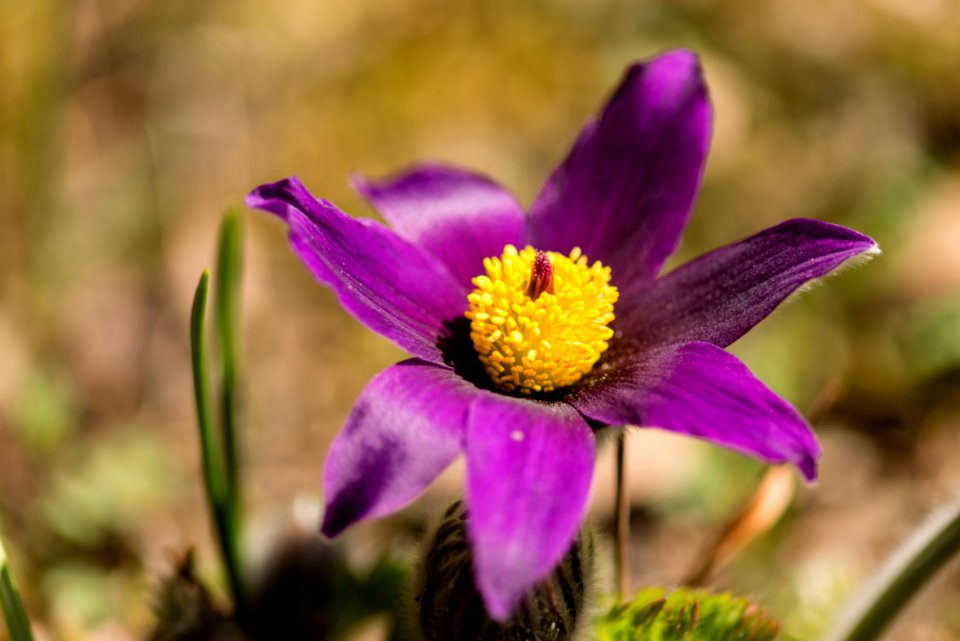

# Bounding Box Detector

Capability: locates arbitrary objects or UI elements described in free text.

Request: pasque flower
[247,50,877,620]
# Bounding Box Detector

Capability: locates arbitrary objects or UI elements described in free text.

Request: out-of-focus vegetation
[1,0,959,639]
[597,588,780,641]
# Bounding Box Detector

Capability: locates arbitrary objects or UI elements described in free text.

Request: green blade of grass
[192,271,226,506]
[191,270,245,612]
[0,536,35,641]
[215,210,243,515]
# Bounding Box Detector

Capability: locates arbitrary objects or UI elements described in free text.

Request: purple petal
[619,218,879,349]
[571,341,819,481]
[247,177,468,363]
[528,50,711,283]
[465,396,595,620]
[320,359,478,537]
[353,164,526,288]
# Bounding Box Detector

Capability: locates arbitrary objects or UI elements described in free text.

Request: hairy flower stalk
[248,49,878,619]
[821,491,960,641]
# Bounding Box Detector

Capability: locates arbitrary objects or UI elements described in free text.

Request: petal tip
[789,422,821,483]
[626,48,705,89]
[797,454,819,484]
[654,47,702,67]
[843,240,881,270]
[318,500,351,539]
[838,230,882,268]
[245,176,306,220]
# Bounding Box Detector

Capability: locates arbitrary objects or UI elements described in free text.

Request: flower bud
[412,500,597,641]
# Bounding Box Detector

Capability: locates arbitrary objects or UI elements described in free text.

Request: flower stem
[614,430,630,598]
[190,270,245,613]
[821,491,960,641]
[0,536,35,641]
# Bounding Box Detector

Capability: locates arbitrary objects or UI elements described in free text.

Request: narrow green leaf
[0,537,35,641]
[214,210,243,514]
[192,271,225,506]
[190,270,245,611]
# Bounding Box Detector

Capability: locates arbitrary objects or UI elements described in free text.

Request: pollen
[465,245,619,395]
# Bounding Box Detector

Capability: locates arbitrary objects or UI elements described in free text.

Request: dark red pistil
[526,250,555,300]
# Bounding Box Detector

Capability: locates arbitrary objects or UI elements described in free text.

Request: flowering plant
[247,50,877,619]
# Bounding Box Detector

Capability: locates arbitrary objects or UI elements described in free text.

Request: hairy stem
[821,492,960,641]
[614,431,630,598]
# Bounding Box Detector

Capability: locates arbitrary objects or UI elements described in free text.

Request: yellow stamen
[465,245,619,395]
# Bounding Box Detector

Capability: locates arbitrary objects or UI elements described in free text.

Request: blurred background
[1,0,959,639]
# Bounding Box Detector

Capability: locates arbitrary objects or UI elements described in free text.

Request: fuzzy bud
[595,587,781,641]
[412,500,596,641]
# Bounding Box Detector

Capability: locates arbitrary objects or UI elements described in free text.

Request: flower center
[465,245,619,395]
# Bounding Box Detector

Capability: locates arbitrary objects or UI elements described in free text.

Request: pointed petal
[528,50,711,282]
[320,359,477,537]
[619,218,879,349]
[465,396,595,620]
[571,341,819,480]
[353,164,526,288]
[247,177,468,363]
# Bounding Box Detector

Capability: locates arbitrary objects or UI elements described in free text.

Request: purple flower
[247,50,877,620]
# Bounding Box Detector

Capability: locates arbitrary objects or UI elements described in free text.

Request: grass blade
[215,210,243,513]
[0,536,35,641]
[191,270,245,611]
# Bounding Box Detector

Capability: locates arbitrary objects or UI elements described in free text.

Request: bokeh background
[2,0,960,639]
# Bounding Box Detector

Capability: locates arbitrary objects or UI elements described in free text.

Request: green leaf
[192,270,225,507]
[215,209,244,515]
[191,269,245,611]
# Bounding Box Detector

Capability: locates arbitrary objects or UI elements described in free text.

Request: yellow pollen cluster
[465,245,619,395]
